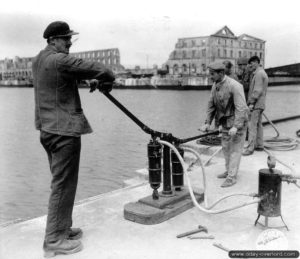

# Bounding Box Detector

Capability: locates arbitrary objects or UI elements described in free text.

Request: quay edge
[0,121,300,259]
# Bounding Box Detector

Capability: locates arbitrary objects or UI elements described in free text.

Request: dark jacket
[32,45,114,136]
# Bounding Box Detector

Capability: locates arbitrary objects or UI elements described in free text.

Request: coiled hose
[263,113,299,151]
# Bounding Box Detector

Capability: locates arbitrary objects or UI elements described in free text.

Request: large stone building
[164,26,265,75]
[70,48,124,73]
[0,48,124,82]
[0,56,33,81]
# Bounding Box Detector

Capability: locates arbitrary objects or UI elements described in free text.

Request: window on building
[250,42,252,48]
[172,51,177,59]
[182,51,186,59]
[255,43,257,49]
[192,50,196,58]
[218,49,220,57]
[173,64,178,73]
[230,50,233,58]
[250,52,252,57]
[218,38,220,44]
[239,51,242,58]
[231,40,233,46]
[182,64,187,72]
[191,64,196,73]
[255,52,257,56]
[260,52,262,59]
[260,43,262,49]
[202,49,206,57]
[244,42,247,48]
[224,49,227,57]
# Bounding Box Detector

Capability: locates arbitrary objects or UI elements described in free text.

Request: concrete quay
[1,120,300,259]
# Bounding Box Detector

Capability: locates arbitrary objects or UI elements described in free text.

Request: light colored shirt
[248,66,268,110]
[205,75,249,130]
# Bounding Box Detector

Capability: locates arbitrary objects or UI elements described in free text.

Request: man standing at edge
[243,56,268,156]
[201,61,249,187]
[32,21,115,257]
[236,57,252,101]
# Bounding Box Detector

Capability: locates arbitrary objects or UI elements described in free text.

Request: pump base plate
[124,188,203,225]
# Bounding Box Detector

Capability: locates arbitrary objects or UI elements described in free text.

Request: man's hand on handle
[199,124,211,132]
[88,80,114,93]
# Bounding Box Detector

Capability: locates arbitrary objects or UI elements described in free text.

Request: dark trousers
[40,131,81,242]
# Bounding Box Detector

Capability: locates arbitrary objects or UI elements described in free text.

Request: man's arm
[55,53,115,82]
[204,86,217,126]
[248,71,265,106]
[232,83,249,129]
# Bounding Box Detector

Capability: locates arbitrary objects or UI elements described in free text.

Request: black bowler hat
[43,21,79,39]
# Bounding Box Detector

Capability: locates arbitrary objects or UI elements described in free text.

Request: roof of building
[238,34,265,43]
[210,25,237,39]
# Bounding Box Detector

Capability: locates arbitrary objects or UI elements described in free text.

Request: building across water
[0,48,124,86]
[164,26,266,75]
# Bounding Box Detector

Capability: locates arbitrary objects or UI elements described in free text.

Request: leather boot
[221,177,237,188]
[67,228,83,240]
[43,239,83,258]
[217,171,228,179]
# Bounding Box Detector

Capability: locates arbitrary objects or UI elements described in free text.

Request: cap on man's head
[208,61,225,71]
[237,57,248,65]
[43,21,79,39]
[248,55,260,64]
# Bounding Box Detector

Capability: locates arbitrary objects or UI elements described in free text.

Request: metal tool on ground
[188,235,215,239]
[176,225,208,238]
[213,242,230,252]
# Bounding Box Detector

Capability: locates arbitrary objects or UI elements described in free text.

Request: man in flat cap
[32,21,115,257]
[223,60,238,81]
[243,56,268,156]
[200,61,249,187]
[237,57,252,101]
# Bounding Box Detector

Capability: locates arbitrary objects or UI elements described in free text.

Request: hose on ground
[263,113,299,151]
[158,140,261,214]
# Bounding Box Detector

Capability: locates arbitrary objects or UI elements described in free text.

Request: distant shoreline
[1,80,300,89]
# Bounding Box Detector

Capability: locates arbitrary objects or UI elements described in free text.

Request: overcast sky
[1,0,300,68]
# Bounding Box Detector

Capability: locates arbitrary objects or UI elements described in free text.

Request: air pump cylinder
[171,147,184,190]
[258,168,282,217]
[147,140,162,193]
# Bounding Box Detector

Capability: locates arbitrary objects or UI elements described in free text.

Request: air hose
[158,140,261,214]
[262,113,299,151]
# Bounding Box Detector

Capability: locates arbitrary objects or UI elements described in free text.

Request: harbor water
[0,85,300,225]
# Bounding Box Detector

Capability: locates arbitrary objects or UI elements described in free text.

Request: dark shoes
[255,147,264,151]
[221,177,237,188]
[43,239,83,258]
[67,228,83,240]
[242,149,254,156]
[217,171,228,179]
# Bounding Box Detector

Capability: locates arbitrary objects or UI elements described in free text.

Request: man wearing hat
[243,56,268,156]
[223,60,238,81]
[32,21,115,257]
[200,61,249,187]
[237,57,252,101]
